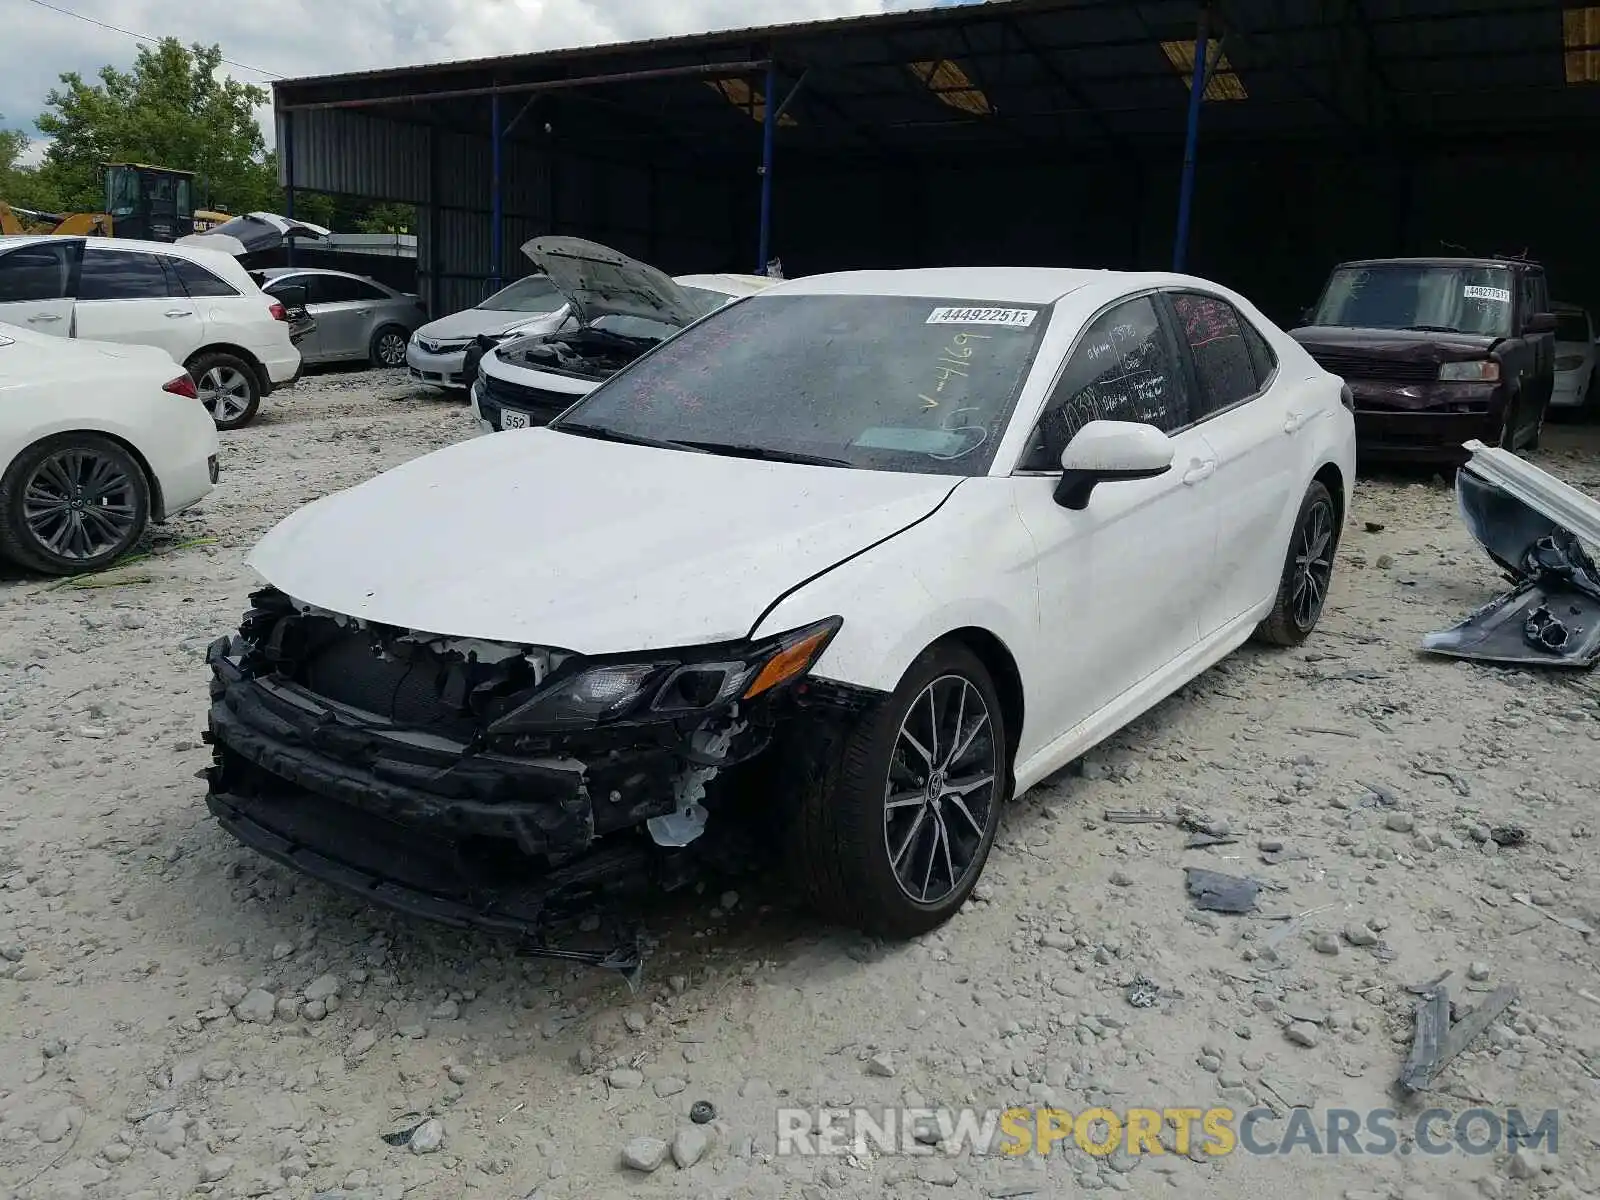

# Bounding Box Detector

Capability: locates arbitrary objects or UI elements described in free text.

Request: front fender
[751,478,1039,708]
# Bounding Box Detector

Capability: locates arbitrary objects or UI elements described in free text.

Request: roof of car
[757,267,1225,305]
[0,232,243,267]
[1334,256,1542,271]
[674,273,778,298]
[259,266,379,283]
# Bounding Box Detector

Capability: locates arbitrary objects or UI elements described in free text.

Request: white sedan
[202,268,1355,944]
[0,322,218,575]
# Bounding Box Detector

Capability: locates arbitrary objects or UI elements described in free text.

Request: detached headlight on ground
[488,617,842,733]
[1439,360,1499,382]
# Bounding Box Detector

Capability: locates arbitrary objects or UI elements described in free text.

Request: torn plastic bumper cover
[200,587,844,968]
[1422,439,1600,667]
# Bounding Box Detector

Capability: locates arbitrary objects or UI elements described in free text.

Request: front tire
[1255,480,1338,647]
[189,352,261,430]
[0,433,151,576]
[784,642,1009,938]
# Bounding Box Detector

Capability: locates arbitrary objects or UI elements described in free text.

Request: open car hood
[1421,441,1600,667]
[520,236,704,329]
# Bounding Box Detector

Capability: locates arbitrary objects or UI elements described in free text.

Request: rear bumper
[261,349,302,393]
[1350,379,1505,462]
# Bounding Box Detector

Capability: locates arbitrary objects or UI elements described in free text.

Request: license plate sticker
[1464,286,1511,303]
[500,409,530,430]
[926,306,1038,328]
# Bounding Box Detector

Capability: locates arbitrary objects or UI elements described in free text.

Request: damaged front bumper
[1422,440,1600,667]
[200,588,843,965]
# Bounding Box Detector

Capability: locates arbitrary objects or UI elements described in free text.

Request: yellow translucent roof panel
[1564,7,1600,84]
[705,78,798,125]
[1161,39,1248,101]
[908,59,993,116]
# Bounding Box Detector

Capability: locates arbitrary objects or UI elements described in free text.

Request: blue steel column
[490,92,504,293]
[1172,11,1208,273]
[756,61,777,274]
[282,110,297,268]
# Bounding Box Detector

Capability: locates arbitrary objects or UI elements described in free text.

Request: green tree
[33,39,278,216]
[0,117,61,212]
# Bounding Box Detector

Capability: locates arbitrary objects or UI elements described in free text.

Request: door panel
[1014,293,1217,743]
[0,241,78,337]
[72,248,200,364]
[306,276,388,360]
[1164,291,1304,635]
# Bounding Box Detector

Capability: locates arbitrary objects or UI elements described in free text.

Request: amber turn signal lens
[742,627,834,699]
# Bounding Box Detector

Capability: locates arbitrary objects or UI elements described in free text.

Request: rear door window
[77,248,175,301]
[1168,292,1265,419]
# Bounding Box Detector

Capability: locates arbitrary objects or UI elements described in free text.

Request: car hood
[1290,325,1499,360]
[247,428,958,654]
[418,307,570,343]
[521,236,703,329]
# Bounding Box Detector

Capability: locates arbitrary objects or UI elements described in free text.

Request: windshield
[1555,312,1590,343]
[555,294,1050,476]
[479,275,565,314]
[591,314,679,341]
[680,285,733,315]
[1310,264,1515,336]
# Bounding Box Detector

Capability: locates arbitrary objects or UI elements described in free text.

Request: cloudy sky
[3,0,967,164]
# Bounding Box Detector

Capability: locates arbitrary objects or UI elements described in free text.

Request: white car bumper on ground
[407,337,471,387]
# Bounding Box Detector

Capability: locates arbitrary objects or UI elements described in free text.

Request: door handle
[1284,411,1311,434]
[1182,458,1217,485]
[356,309,373,317]
[27,313,62,323]
[164,309,194,318]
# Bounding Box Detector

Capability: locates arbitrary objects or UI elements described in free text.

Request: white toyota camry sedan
[202,268,1355,950]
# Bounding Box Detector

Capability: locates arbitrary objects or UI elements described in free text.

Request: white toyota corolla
[202,268,1355,953]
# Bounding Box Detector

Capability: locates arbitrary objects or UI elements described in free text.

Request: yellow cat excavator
[0,163,225,241]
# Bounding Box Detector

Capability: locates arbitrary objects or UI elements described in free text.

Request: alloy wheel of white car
[0,433,150,575]
[191,354,261,430]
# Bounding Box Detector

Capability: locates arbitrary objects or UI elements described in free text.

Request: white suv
[0,235,301,429]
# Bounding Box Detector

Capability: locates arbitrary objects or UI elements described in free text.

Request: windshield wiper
[554,422,701,453]
[1402,325,1467,334]
[673,440,852,468]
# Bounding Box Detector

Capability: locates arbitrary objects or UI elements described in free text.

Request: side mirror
[1053,421,1175,510]
[273,284,308,310]
[1524,312,1558,336]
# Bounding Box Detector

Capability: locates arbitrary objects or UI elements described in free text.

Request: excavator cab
[103,164,197,242]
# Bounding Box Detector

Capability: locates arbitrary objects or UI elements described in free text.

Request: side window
[78,248,174,301]
[1242,318,1278,388]
[1031,296,1189,464]
[166,256,239,298]
[1169,292,1262,418]
[315,276,386,303]
[0,243,75,303]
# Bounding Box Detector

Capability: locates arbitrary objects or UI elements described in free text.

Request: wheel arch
[185,344,268,391]
[3,427,164,522]
[933,626,1024,767]
[1312,460,1345,530]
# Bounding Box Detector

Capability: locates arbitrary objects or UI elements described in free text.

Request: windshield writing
[555,294,1049,476]
[1311,265,1514,336]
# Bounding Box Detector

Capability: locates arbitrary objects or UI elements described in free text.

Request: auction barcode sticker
[927,306,1038,328]
[1463,285,1511,303]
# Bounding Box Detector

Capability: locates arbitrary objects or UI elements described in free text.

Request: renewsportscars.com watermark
[776,1106,1559,1158]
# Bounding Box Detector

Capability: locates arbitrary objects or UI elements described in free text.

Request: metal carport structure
[273,0,1600,322]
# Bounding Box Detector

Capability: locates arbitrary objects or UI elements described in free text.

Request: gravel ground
[2,370,1598,1200]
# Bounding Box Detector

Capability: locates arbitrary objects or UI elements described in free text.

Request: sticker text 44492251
[926,306,1038,328]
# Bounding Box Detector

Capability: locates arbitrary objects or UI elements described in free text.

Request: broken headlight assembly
[486,616,842,734]
[1438,360,1500,382]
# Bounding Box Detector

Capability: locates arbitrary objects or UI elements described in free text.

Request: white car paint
[1551,304,1595,410]
[0,234,300,389]
[0,321,218,528]
[250,266,1354,803]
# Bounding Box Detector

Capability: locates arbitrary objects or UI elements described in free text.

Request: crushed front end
[202,586,839,965]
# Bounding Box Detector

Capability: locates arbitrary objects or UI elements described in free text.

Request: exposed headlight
[1438,360,1499,382]
[487,617,842,734]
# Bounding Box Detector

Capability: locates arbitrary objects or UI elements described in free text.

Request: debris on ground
[1512,893,1597,938]
[1399,981,1519,1093]
[1184,867,1261,914]
[1126,974,1161,1008]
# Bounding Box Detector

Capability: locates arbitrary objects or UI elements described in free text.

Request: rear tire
[369,325,409,369]
[189,351,261,430]
[0,433,150,576]
[782,642,1009,938]
[1254,480,1338,647]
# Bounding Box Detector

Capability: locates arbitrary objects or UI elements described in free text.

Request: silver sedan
[253,268,427,368]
